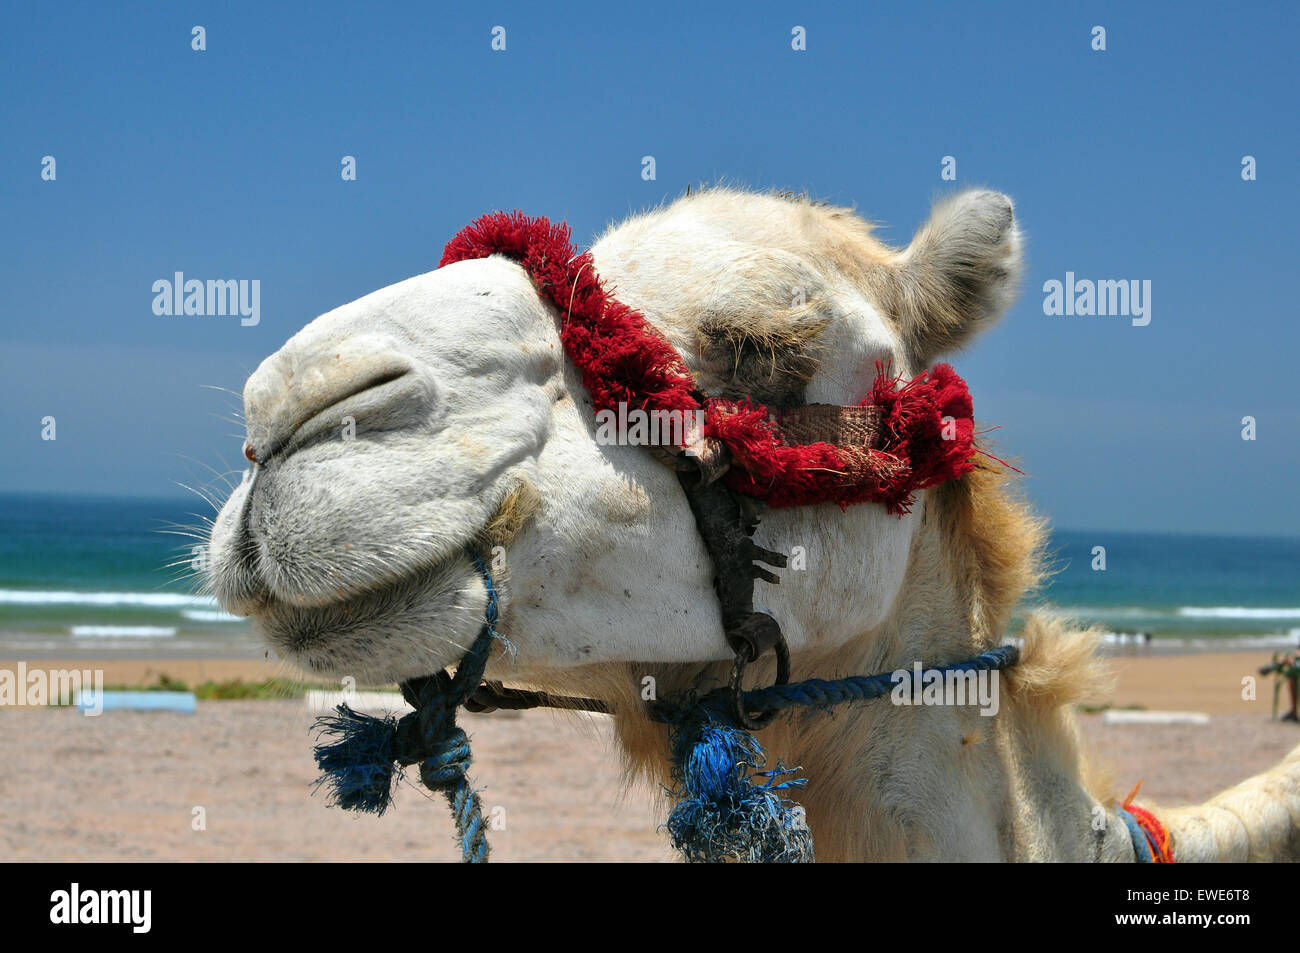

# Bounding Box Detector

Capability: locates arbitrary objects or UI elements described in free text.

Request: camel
[206,186,1300,861]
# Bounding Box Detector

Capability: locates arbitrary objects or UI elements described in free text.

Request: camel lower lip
[259,557,457,631]
[232,461,474,611]
[245,552,482,681]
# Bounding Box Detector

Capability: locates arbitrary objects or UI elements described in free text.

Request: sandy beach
[2,651,1297,861]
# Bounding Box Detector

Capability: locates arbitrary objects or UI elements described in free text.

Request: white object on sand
[1102,710,1210,726]
[305,690,411,713]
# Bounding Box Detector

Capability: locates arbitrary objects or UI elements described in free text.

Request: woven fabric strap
[773,404,884,448]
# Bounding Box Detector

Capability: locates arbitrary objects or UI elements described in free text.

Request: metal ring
[728,635,790,731]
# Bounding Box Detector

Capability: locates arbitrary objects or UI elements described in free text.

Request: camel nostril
[355,368,411,395]
[242,339,424,465]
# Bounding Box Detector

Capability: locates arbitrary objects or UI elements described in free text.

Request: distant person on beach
[1260,651,1300,722]
[1288,654,1300,723]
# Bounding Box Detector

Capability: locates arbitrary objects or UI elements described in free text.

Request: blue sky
[2,0,1297,535]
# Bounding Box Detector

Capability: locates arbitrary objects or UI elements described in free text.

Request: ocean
[0,493,259,658]
[0,493,1297,657]
[1028,529,1300,651]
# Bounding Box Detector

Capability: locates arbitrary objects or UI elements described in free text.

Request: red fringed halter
[440,210,978,514]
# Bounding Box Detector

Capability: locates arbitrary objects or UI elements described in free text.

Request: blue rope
[311,555,499,863]
[1119,806,1154,863]
[650,645,1020,724]
[311,555,1020,865]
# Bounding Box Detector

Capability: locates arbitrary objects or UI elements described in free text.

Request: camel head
[206,188,1022,685]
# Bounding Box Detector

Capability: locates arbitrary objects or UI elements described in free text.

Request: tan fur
[594,186,1020,395]
[476,478,542,550]
[888,190,1024,365]
[591,187,904,404]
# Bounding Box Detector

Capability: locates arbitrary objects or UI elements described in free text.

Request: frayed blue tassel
[311,704,400,815]
[664,718,815,863]
[305,555,501,862]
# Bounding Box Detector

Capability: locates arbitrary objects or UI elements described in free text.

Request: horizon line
[0,489,1296,543]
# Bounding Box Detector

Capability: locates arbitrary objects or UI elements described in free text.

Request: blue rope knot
[413,723,472,788]
[311,556,499,864]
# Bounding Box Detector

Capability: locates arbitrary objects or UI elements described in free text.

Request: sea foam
[0,590,215,607]
[70,625,177,638]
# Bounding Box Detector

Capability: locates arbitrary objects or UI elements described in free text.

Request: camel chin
[206,455,500,685]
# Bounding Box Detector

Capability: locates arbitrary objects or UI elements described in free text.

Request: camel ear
[893,190,1023,365]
